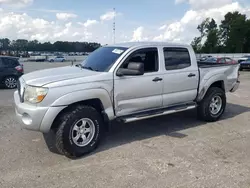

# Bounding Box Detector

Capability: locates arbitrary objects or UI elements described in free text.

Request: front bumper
[14,91,66,133]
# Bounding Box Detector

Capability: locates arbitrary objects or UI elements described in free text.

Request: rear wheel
[4,76,17,89]
[55,105,104,158]
[197,87,226,122]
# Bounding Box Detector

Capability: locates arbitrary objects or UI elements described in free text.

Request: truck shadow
[43,103,250,158]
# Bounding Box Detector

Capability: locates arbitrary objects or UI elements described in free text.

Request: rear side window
[2,58,19,67]
[163,47,191,70]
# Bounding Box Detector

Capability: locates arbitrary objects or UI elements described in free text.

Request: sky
[0,0,250,45]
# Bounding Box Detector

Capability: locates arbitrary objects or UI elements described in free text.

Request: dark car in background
[0,56,24,89]
[238,55,250,63]
[239,59,250,71]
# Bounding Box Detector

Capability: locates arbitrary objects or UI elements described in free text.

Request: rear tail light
[15,65,23,73]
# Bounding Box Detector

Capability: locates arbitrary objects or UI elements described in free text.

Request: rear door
[162,47,199,107]
[114,47,163,116]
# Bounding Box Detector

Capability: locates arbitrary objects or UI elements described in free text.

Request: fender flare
[51,88,115,120]
[197,74,225,102]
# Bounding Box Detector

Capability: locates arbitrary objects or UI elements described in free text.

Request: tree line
[0,39,101,55]
[191,11,250,53]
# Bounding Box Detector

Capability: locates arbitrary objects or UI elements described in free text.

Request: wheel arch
[50,89,114,130]
[197,79,225,102]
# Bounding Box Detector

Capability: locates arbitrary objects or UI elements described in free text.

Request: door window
[218,58,226,63]
[225,58,232,63]
[163,47,191,70]
[121,48,159,73]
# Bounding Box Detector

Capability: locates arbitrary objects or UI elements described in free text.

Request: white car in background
[48,56,66,62]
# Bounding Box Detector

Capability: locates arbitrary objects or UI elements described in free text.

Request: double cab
[14,42,240,158]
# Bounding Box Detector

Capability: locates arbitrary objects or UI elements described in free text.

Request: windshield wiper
[82,66,94,71]
[75,64,83,68]
[75,64,99,72]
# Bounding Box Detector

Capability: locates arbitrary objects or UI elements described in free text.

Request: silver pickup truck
[14,42,240,158]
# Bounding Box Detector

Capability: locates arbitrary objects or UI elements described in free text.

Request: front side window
[225,58,232,62]
[81,46,128,72]
[219,58,226,63]
[163,47,191,70]
[121,48,159,73]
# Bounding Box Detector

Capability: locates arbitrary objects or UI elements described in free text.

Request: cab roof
[106,41,191,49]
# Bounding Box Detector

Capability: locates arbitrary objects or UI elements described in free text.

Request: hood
[22,66,100,86]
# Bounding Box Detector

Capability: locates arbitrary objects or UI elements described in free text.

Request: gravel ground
[0,62,250,188]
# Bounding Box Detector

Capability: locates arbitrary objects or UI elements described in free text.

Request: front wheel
[4,76,18,89]
[55,105,104,158]
[197,87,226,122]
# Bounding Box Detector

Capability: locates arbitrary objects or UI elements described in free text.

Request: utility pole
[113,8,116,44]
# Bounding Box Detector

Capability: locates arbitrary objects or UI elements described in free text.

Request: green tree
[191,37,202,53]
[202,19,219,53]
[219,11,247,52]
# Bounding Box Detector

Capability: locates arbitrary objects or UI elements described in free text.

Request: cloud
[100,10,121,21]
[154,2,250,44]
[158,25,167,30]
[0,0,249,45]
[0,10,89,42]
[130,26,149,42]
[79,19,98,27]
[29,8,73,13]
[56,13,77,21]
[0,9,113,44]
[0,0,33,8]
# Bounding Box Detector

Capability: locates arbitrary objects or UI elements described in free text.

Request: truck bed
[197,61,240,100]
[197,61,240,68]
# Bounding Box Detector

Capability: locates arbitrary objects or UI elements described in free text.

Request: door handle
[152,77,163,82]
[188,73,196,77]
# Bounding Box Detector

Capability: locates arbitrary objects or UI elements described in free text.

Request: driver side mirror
[117,62,144,76]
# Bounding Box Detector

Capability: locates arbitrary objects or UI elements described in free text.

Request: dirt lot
[0,62,250,188]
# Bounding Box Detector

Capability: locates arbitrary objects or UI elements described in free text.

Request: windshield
[80,46,128,72]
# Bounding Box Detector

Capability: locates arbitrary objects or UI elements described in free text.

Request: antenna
[113,8,116,44]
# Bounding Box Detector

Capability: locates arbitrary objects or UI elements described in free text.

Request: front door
[114,47,163,116]
[162,47,199,107]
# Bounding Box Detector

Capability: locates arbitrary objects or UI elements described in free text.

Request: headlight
[24,85,48,104]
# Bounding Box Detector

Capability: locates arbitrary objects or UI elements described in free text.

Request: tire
[4,76,18,89]
[197,87,226,122]
[239,67,243,71]
[55,105,104,158]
